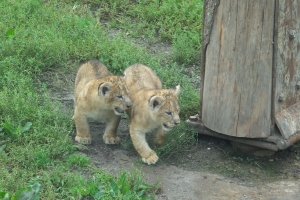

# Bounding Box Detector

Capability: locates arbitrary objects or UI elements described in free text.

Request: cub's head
[148,85,181,131]
[98,76,132,115]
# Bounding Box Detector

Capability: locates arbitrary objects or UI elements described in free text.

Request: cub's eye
[117,95,123,100]
[166,112,172,116]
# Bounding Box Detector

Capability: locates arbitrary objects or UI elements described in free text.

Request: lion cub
[124,64,180,165]
[72,60,132,144]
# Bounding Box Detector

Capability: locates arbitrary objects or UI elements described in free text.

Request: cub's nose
[126,101,132,108]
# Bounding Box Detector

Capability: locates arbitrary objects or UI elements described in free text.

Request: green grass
[92,0,203,65]
[62,0,203,65]
[155,122,198,159]
[0,0,203,198]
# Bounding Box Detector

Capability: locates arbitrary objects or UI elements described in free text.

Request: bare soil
[45,29,300,200]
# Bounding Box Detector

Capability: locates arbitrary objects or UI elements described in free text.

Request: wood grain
[202,0,274,138]
[273,0,300,116]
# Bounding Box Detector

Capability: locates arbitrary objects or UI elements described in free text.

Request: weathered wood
[200,0,220,117]
[275,102,300,140]
[273,0,300,117]
[202,0,274,138]
[188,120,279,151]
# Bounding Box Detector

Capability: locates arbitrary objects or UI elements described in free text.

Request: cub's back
[74,60,112,101]
[75,60,112,86]
[124,64,162,93]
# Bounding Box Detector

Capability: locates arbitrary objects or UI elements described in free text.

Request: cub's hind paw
[103,135,120,144]
[142,151,158,165]
[75,136,91,144]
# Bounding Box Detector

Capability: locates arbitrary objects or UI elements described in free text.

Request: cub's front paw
[75,136,91,144]
[142,151,159,165]
[103,135,120,144]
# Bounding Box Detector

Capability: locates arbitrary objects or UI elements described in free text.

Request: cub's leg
[153,127,168,145]
[73,114,91,144]
[130,125,158,165]
[103,114,121,144]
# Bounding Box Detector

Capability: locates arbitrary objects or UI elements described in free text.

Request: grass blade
[21,122,32,133]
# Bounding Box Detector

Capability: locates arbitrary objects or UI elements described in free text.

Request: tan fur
[72,60,132,144]
[124,64,180,165]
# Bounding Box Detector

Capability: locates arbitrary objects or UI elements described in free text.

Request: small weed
[246,157,254,163]
[67,154,91,168]
[0,143,6,153]
[155,121,198,159]
[69,169,156,199]
[33,149,51,168]
[106,172,152,199]
[170,31,201,64]
[0,121,32,140]
[0,182,41,200]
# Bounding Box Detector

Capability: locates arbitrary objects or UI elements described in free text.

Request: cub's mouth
[163,124,172,131]
[114,107,125,115]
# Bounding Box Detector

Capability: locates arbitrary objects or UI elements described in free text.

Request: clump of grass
[170,31,202,64]
[121,121,198,163]
[67,153,91,169]
[0,182,41,200]
[48,168,156,199]
[101,171,155,199]
[0,121,32,141]
[155,121,198,159]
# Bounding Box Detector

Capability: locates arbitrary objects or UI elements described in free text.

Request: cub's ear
[173,85,180,96]
[148,96,164,110]
[98,82,113,96]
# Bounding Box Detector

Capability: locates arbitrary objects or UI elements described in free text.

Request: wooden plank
[202,0,274,138]
[273,0,300,118]
[275,102,300,139]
